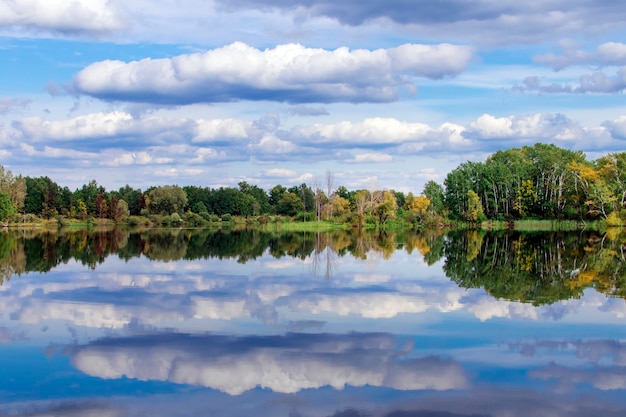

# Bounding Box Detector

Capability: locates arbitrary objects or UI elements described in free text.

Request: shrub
[221,213,232,222]
[185,212,207,227]
[170,212,183,225]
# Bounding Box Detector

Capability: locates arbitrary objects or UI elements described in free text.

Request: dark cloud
[0,401,122,417]
[213,0,626,46]
[215,0,524,26]
[516,69,626,94]
[534,42,626,71]
[287,105,329,117]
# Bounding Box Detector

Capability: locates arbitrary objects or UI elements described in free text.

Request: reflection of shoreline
[2,228,625,306]
[67,332,467,395]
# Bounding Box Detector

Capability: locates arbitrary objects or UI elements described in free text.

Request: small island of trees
[0,143,625,230]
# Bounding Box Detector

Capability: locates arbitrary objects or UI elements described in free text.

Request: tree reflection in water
[1,227,625,304]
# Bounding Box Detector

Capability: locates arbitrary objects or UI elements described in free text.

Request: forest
[0,143,625,228]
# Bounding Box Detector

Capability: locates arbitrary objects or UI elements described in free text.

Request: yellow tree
[568,161,615,219]
[405,193,431,222]
[373,190,397,225]
[514,179,538,217]
[0,166,26,212]
[464,190,484,222]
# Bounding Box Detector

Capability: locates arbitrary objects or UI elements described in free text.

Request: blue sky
[1,0,626,193]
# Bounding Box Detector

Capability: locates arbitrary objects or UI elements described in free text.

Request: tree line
[0,143,625,226]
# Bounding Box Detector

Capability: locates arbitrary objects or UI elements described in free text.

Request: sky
[1,0,626,193]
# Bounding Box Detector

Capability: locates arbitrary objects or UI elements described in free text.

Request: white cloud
[70,333,468,395]
[264,168,297,177]
[465,113,589,143]
[289,117,434,146]
[284,291,463,318]
[13,111,188,143]
[72,42,473,104]
[249,135,298,155]
[346,153,393,163]
[466,297,539,321]
[193,118,251,143]
[0,0,124,35]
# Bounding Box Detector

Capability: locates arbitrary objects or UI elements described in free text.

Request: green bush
[185,212,207,227]
[170,212,183,225]
[221,213,232,222]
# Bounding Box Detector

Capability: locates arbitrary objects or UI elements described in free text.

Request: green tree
[114,199,130,221]
[148,185,188,215]
[288,183,315,214]
[276,192,304,216]
[374,190,397,225]
[423,181,445,215]
[269,185,287,211]
[74,180,106,216]
[239,181,270,214]
[112,185,144,216]
[0,192,16,221]
[0,166,25,212]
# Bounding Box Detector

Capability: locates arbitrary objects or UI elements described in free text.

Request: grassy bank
[3,213,612,233]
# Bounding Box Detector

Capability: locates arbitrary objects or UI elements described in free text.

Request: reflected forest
[1,227,625,305]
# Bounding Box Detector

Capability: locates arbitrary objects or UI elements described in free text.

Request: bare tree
[325,170,335,219]
[312,176,324,221]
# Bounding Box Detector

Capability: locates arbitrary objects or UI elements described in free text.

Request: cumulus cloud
[11,111,190,145]
[287,117,435,147]
[346,153,393,163]
[465,296,539,321]
[264,168,298,177]
[0,0,124,36]
[193,118,252,143]
[68,332,468,395]
[464,113,587,142]
[248,135,299,156]
[281,287,464,318]
[72,42,473,105]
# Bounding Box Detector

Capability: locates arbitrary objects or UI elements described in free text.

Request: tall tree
[423,180,445,215]
[0,166,26,212]
[148,185,188,215]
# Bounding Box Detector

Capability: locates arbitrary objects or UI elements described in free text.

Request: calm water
[0,228,626,416]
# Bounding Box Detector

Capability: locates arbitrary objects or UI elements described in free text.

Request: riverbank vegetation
[0,143,625,230]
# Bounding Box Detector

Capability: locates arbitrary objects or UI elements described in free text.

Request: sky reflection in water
[0,230,625,416]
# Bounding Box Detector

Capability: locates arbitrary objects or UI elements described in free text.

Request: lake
[0,227,625,416]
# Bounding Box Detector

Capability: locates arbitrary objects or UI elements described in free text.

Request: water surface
[0,228,625,416]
